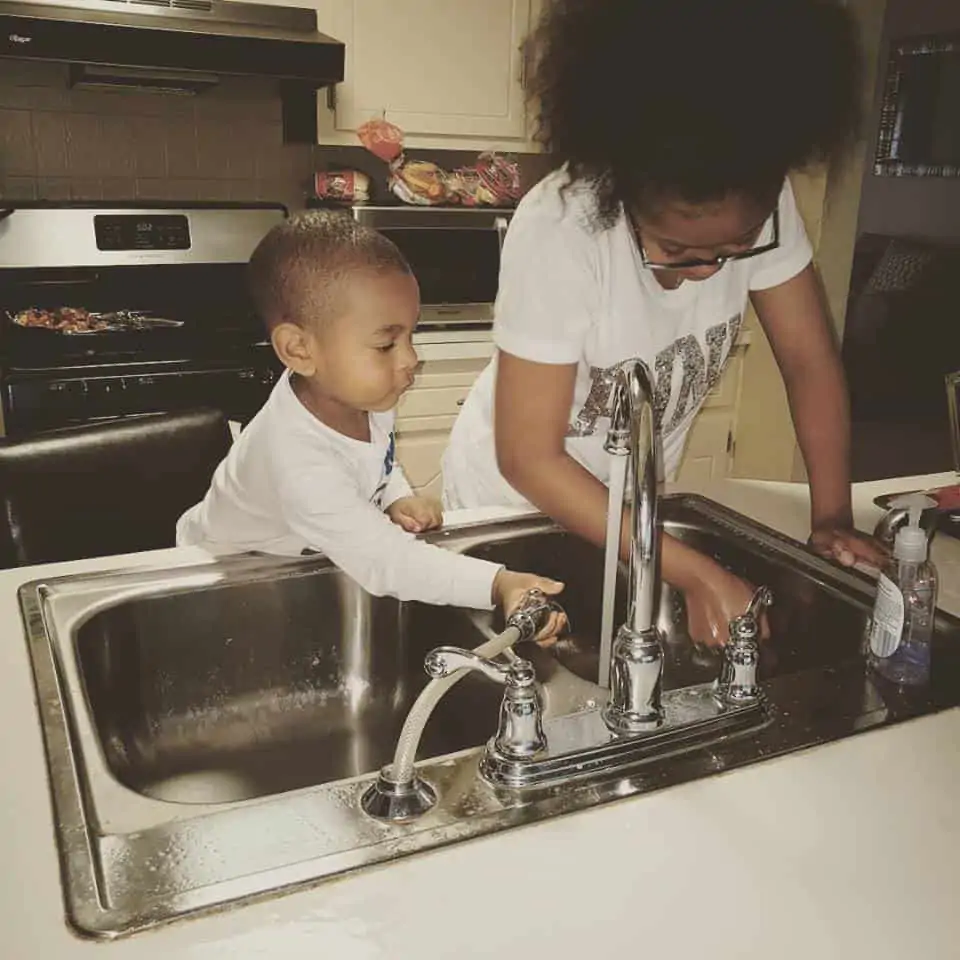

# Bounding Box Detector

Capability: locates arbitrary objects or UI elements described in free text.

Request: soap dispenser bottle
[866,493,938,686]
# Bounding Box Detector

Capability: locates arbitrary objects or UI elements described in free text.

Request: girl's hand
[681,559,769,648]
[809,524,888,572]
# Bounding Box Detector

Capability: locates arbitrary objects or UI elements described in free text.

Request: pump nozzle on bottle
[889,494,937,562]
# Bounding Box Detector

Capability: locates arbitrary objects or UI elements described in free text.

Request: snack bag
[391,159,450,205]
[313,170,371,203]
[357,119,520,207]
[356,118,404,163]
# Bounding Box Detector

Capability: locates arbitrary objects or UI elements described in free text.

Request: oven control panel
[3,364,280,434]
[94,215,191,252]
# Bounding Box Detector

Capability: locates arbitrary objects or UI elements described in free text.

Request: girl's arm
[751,264,886,567]
[495,350,760,645]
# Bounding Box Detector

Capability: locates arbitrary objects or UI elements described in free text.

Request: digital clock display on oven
[94,215,191,251]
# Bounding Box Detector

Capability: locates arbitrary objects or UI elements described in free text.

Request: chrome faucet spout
[602,360,665,734]
[621,361,660,635]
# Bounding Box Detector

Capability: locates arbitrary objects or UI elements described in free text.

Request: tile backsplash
[0,58,551,210]
[0,59,317,209]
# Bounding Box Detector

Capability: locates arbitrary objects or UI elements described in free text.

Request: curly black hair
[526,0,862,225]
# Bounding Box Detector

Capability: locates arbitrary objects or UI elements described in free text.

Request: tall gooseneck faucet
[602,359,665,734]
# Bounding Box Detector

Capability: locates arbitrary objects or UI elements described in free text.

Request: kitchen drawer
[412,356,490,388]
[396,356,488,428]
[397,384,471,420]
[396,413,458,436]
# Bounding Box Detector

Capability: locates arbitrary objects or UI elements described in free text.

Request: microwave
[350,205,512,329]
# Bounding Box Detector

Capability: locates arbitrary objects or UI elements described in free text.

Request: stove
[0,202,286,435]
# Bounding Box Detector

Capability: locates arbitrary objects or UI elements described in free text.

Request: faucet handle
[424,646,535,688]
[424,646,545,760]
[716,585,773,706]
[731,585,773,639]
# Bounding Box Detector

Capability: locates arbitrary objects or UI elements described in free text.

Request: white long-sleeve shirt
[177,371,501,609]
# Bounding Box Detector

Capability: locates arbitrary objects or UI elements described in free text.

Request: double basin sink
[19,495,960,937]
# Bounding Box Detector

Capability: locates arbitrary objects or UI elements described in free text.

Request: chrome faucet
[602,360,665,734]
[362,359,776,821]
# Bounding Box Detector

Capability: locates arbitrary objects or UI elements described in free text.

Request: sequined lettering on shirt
[568,313,741,438]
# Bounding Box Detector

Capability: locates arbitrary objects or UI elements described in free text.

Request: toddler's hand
[492,570,567,646]
[387,496,443,533]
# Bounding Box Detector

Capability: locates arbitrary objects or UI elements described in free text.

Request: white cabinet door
[314,0,536,150]
[675,409,734,485]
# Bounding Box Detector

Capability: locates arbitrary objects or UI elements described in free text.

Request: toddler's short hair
[248,209,411,331]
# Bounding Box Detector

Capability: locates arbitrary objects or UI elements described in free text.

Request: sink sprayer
[360,589,561,821]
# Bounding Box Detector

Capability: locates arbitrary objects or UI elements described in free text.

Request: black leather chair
[0,409,232,568]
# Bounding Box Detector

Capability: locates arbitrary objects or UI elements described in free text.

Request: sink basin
[19,494,960,938]
[76,567,501,804]
[465,500,868,690]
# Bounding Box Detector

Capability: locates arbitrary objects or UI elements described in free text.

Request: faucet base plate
[479,680,769,790]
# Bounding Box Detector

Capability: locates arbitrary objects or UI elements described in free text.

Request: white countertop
[1,473,959,958]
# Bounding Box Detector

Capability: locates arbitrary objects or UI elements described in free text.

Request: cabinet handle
[516,44,527,88]
[456,399,465,407]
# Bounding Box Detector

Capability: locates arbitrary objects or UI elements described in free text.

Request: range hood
[0,0,345,86]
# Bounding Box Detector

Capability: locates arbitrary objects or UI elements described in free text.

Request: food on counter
[391,158,451,205]
[355,118,520,207]
[11,307,112,333]
[313,170,371,203]
[357,117,404,164]
[449,152,522,207]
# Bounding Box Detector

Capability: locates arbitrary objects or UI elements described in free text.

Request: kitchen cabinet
[675,345,746,485]
[312,0,540,152]
[399,342,745,499]
[675,409,736,486]
[396,355,491,498]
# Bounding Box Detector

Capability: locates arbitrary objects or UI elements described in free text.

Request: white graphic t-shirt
[442,170,812,509]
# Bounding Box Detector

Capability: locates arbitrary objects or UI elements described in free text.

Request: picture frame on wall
[875,32,960,178]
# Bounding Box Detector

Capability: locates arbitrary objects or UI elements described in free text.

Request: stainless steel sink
[19,495,960,938]
[465,507,868,691]
[76,566,501,804]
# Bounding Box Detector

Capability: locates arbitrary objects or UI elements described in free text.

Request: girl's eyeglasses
[636,209,780,272]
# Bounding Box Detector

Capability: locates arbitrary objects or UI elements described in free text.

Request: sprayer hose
[388,624,522,785]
